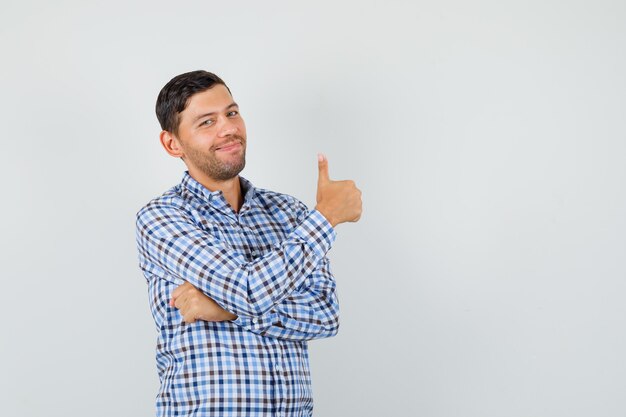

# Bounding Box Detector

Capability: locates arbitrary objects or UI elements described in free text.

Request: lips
[215,141,242,152]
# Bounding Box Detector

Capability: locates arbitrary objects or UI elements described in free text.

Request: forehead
[181,84,234,120]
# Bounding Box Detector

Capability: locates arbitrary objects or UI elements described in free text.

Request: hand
[314,153,362,227]
[170,282,237,323]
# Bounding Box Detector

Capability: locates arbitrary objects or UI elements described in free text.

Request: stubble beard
[186,136,247,181]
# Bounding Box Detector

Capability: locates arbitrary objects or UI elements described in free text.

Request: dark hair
[155,70,231,135]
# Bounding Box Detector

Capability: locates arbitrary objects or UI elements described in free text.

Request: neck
[188,167,243,213]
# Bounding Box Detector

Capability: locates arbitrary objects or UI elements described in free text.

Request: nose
[218,117,238,137]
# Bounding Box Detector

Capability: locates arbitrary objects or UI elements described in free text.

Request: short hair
[155,70,231,135]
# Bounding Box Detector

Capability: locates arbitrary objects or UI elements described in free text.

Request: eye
[227,110,239,117]
[200,119,214,126]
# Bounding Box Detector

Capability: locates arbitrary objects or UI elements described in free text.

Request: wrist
[314,205,337,228]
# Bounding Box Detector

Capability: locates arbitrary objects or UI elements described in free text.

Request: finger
[171,281,187,299]
[317,153,330,184]
[174,293,189,310]
[183,304,198,324]
[171,281,193,304]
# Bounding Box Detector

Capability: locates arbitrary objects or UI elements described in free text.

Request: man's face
[174,84,247,181]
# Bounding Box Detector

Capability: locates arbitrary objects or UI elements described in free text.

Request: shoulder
[135,185,191,229]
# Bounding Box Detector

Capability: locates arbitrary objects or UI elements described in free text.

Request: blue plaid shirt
[135,172,339,417]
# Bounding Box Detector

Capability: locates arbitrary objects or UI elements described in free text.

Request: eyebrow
[192,102,239,123]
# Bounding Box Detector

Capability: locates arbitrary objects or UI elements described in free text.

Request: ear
[159,130,185,159]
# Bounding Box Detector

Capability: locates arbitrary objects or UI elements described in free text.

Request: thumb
[317,153,330,184]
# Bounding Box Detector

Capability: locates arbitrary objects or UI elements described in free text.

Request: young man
[135,70,362,417]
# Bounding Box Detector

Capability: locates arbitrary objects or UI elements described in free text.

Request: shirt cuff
[232,311,279,330]
[293,209,336,259]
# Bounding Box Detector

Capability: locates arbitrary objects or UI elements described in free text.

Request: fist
[315,154,362,227]
[170,282,237,323]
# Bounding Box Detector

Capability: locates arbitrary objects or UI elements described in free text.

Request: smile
[216,142,242,152]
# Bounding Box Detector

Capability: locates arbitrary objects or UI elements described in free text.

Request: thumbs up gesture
[315,154,362,228]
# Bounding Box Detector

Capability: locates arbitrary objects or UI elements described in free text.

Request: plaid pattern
[135,172,339,417]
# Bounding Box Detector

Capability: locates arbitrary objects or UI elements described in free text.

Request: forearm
[232,258,340,341]
[236,299,339,341]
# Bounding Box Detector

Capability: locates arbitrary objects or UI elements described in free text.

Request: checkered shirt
[135,172,339,417]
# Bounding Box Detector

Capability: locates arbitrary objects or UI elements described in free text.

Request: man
[135,70,362,417]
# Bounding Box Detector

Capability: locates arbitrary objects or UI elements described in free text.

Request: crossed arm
[171,256,339,340]
[136,199,339,341]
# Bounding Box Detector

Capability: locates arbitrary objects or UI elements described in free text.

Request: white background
[1,1,625,416]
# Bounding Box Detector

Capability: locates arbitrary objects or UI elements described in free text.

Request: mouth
[215,141,242,152]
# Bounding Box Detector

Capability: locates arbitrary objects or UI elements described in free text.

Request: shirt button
[252,317,259,324]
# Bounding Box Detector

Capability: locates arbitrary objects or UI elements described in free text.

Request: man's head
[156,70,247,182]
[156,70,231,135]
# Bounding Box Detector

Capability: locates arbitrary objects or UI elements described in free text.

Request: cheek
[237,119,247,134]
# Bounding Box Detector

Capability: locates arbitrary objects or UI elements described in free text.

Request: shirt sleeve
[232,256,340,341]
[136,200,336,318]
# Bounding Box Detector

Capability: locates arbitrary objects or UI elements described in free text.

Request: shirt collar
[180,171,258,208]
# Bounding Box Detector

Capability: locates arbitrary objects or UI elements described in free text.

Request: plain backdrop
[1,1,625,416]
